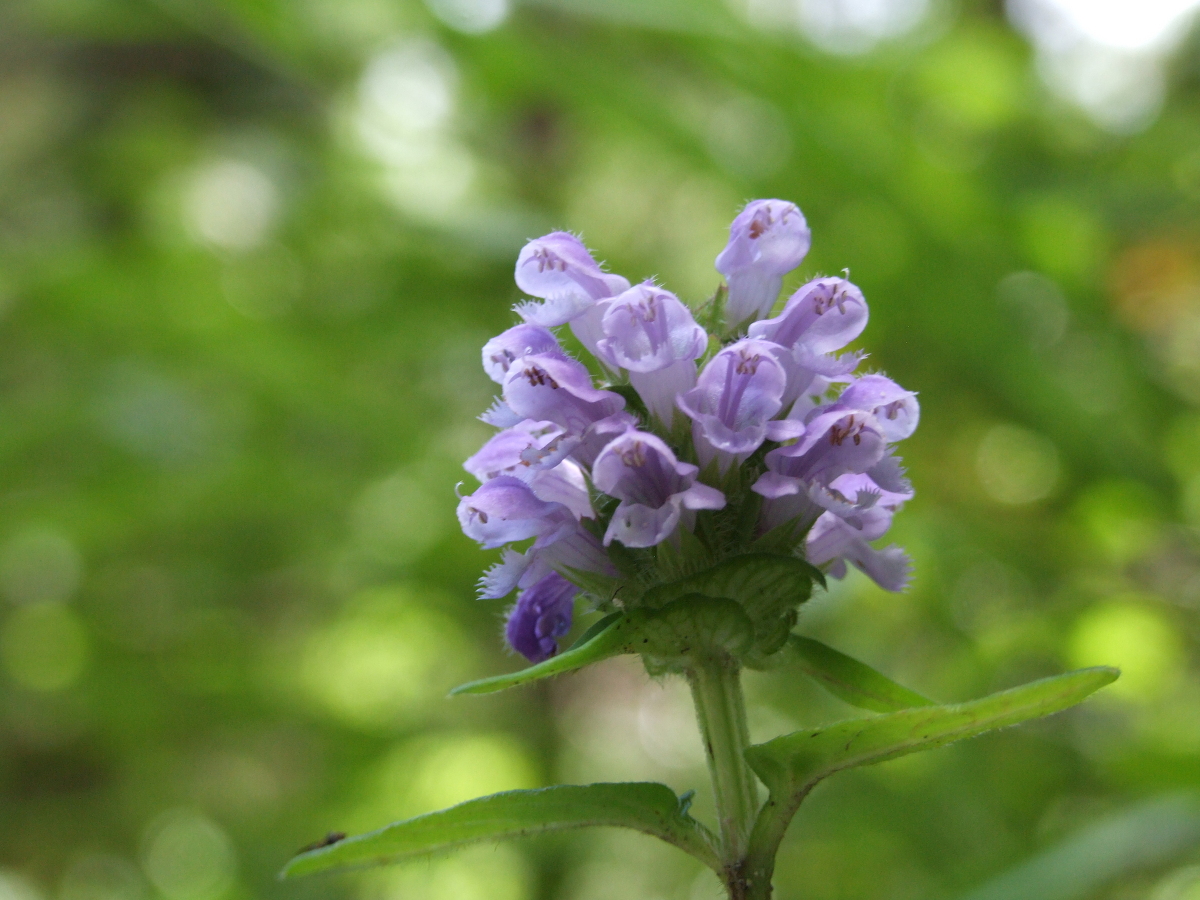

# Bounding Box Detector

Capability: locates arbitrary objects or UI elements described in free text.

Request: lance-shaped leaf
[451,611,639,695]
[741,667,1119,890]
[789,635,933,713]
[280,782,720,878]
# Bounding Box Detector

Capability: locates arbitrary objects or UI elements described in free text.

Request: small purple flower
[596,282,707,372]
[715,200,811,327]
[513,232,630,357]
[748,277,868,356]
[752,409,889,533]
[677,339,791,469]
[805,512,913,592]
[596,282,708,426]
[830,374,919,442]
[481,324,565,384]
[457,476,574,549]
[464,420,576,482]
[505,571,577,662]
[755,410,888,493]
[592,431,725,547]
[502,354,626,439]
[747,277,869,403]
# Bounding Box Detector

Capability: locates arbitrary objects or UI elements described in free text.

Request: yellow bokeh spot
[360,844,531,900]
[1,602,89,691]
[300,585,472,728]
[363,732,539,827]
[1069,597,1181,699]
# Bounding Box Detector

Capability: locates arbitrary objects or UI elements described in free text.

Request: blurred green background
[2,0,1200,898]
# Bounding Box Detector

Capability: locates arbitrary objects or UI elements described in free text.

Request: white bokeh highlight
[1008,0,1200,131]
[353,39,477,220]
[735,0,929,54]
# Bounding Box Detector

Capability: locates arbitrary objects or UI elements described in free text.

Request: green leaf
[789,635,933,713]
[280,782,720,878]
[742,667,1119,888]
[449,611,642,695]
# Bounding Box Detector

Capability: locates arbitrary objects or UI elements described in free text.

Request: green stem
[688,656,761,898]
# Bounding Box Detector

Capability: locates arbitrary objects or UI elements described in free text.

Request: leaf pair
[283,639,1116,881]
[739,666,1119,890]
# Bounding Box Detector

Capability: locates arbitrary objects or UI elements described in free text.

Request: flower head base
[459,200,919,662]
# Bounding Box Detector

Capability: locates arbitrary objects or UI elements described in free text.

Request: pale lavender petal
[505,571,577,662]
[603,501,682,548]
[716,200,811,325]
[514,232,629,327]
[514,293,595,328]
[806,512,912,592]
[764,417,806,442]
[765,409,888,486]
[834,374,919,442]
[457,476,571,549]
[478,548,532,599]
[629,359,696,428]
[572,410,638,469]
[503,354,626,435]
[751,470,803,499]
[866,450,912,495]
[529,460,593,519]
[464,420,575,483]
[596,282,707,373]
[538,524,619,577]
[568,301,611,360]
[481,324,564,383]
[677,339,788,459]
[480,398,524,428]
[680,482,726,510]
[593,429,724,547]
[748,277,868,355]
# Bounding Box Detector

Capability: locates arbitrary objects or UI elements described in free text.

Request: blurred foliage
[1,0,1200,899]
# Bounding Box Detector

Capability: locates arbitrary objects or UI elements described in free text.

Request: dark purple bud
[505,572,577,662]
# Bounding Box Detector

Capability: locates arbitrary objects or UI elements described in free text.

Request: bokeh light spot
[739,0,929,54]
[997,271,1070,349]
[1069,597,1181,699]
[361,844,531,900]
[426,0,509,33]
[1073,480,1163,564]
[60,855,145,900]
[0,870,41,900]
[300,586,471,729]
[1020,197,1104,284]
[1,602,89,691]
[184,160,278,251]
[976,424,1061,505]
[140,810,235,900]
[0,528,82,605]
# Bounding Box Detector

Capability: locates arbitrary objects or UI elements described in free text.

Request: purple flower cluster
[458,201,918,662]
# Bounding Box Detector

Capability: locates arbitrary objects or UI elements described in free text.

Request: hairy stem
[687,656,763,898]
